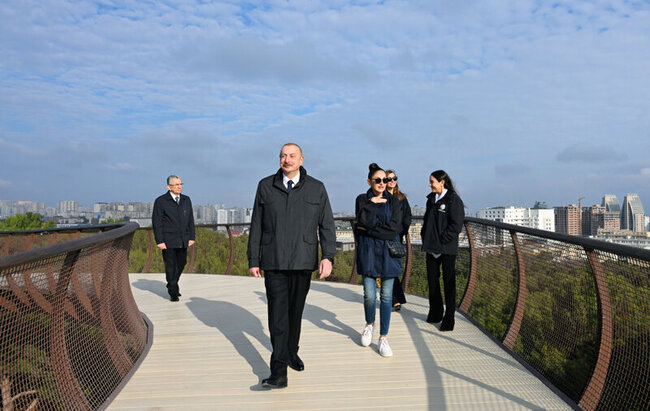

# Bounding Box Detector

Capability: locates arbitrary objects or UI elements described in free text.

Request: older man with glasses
[152,175,195,302]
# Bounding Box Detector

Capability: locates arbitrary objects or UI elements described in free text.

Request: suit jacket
[247,166,336,271]
[152,191,196,249]
[421,190,464,255]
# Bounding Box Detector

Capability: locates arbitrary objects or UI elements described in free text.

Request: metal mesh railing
[66,217,649,410]
[0,223,150,410]
[457,217,650,410]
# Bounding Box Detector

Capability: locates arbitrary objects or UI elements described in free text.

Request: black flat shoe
[426,314,442,323]
[262,375,288,389]
[392,304,401,312]
[289,354,304,372]
[170,296,179,302]
[440,320,455,331]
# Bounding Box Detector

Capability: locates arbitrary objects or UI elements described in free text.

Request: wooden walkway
[108,274,571,410]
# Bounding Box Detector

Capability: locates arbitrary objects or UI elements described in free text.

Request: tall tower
[601,194,620,213]
[601,194,621,231]
[621,193,645,232]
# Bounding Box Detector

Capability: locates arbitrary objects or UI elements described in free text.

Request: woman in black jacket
[355,163,403,357]
[421,170,465,331]
[385,169,411,311]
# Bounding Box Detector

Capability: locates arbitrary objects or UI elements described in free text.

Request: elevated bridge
[1,219,648,410]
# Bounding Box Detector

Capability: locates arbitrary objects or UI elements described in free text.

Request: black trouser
[264,270,311,377]
[392,277,407,305]
[162,247,187,297]
[426,253,457,321]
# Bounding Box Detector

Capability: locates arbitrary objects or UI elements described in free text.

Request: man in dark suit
[248,143,337,389]
[152,175,196,302]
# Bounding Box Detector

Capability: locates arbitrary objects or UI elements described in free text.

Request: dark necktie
[175,196,180,204]
[287,180,293,192]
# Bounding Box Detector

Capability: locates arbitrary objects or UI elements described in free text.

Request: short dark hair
[167,175,180,185]
[279,143,303,157]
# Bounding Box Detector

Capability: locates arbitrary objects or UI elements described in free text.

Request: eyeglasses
[372,178,390,184]
[169,183,183,186]
[385,176,397,182]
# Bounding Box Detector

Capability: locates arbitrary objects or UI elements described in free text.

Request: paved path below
[108,273,571,410]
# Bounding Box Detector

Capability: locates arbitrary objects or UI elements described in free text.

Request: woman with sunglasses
[385,170,411,312]
[421,170,465,331]
[355,163,403,357]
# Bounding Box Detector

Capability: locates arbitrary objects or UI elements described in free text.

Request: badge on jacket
[439,204,446,212]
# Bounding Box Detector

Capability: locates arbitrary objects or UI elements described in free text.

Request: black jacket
[398,195,412,238]
[421,190,465,255]
[152,192,196,249]
[247,167,336,271]
[355,189,402,278]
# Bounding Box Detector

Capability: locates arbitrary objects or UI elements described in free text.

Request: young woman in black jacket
[385,169,411,311]
[355,163,403,356]
[420,170,465,331]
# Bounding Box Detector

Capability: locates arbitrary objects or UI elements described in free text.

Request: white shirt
[170,192,180,202]
[283,173,300,189]
[435,188,448,203]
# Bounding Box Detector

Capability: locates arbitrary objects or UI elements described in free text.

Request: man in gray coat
[248,143,336,389]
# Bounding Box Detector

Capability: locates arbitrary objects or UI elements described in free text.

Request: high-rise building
[58,200,78,216]
[600,194,621,231]
[582,205,605,236]
[621,193,645,232]
[554,204,582,236]
[601,194,620,213]
[476,206,554,231]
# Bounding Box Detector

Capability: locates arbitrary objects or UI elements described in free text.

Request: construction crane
[578,196,585,209]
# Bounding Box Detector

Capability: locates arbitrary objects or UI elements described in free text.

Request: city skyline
[2,1,649,213]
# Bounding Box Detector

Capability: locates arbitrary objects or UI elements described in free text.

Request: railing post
[579,248,613,411]
[503,231,527,349]
[25,233,35,252]
[226,225,234,275]
[143,230,154,273]
[50,249,92,410]
[186,241,196,273]
[459,222,477,312]
[402,234,413,292]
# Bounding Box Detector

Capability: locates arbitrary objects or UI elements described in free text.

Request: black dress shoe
[426,314,442,323]
[289,354,304,372]
[440,319,455,331]
[170,296,179,302]
[261,375,287,389]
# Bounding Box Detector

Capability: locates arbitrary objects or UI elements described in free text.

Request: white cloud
[0,0,649,212]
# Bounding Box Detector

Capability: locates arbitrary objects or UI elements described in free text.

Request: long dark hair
[431,169,457,193]
[368,162,384,179]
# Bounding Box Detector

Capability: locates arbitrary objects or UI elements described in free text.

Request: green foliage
[0,212,55,231]
[102,218,126,223]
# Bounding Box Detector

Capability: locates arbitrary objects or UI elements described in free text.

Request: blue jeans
[363,276,395,336]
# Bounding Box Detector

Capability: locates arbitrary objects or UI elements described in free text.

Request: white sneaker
[360,324,374,347]
[378,337,393,357]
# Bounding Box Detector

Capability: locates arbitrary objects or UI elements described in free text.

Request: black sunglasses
[372,178,390,184]
[385,176,397,182]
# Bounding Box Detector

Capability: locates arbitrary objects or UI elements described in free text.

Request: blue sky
[1,0,649,214]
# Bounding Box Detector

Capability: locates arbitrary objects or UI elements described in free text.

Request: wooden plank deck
[108,273,572,410]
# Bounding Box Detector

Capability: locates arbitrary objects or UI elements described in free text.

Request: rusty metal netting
[515,234,598,403]
[460,217,650,410]
[593,252,650,410]
[0,223,148,410]
[463,223,518,340]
